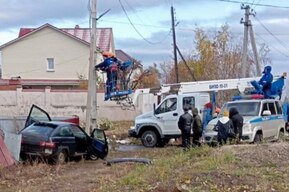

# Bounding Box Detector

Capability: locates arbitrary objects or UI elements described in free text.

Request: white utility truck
[128,76,270,147]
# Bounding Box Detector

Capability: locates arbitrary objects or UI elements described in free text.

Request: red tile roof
[115,49,133,62]
[7,24,112,52]
[116,49,143,68]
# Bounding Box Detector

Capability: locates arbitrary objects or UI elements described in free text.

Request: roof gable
[1,23,113,52]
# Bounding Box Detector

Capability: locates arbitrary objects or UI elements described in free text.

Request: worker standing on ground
[215,110,235,146]
[178,106,194,150]
[202,102,213,129]
[192,107,202,147]
[229,107,244,143]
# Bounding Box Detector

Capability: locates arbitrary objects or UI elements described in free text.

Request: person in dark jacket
[229,107,244,142]
[215,110,234,145]
[178,106,194,150]
[192,107,202,147]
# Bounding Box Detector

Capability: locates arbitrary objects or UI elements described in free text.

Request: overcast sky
[1,0,289,76]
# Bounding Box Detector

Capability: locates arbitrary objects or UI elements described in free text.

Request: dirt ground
[1,122,289,192]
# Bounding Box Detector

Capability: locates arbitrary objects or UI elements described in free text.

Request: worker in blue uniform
[95,52,116,100]
[259,66,273,98]
[119,61,132,90]
[251,65,273,98]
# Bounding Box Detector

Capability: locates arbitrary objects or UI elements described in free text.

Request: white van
[128,93,210,147]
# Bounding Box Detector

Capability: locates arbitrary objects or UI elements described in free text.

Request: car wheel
[141,130,158,147]
[254,133,262,144]
[278,129,285,141]
[54,150,67,164]
[89,154,99,161]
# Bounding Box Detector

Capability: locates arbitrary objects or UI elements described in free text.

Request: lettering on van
[209,83,228,89]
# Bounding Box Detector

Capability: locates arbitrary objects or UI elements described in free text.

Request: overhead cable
[118,0,171,45]
[217,0,289,9]
[254,16,289,53]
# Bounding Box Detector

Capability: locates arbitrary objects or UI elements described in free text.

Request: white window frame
[47,58,55,71]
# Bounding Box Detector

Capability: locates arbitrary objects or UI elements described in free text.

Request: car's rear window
[21,123,56,136]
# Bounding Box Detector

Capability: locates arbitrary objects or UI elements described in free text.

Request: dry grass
[2,121,289,192]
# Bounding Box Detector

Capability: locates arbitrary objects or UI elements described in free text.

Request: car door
[54,126,77,155]
[90,129,108,159]
[155,97,178,135]
[267,102,279,137]
[260,102,272,138]
[24,104,51,128]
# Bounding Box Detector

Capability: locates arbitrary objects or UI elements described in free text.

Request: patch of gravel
[215,141,289,166]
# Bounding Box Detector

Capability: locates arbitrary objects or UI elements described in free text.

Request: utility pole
[240,4,261,77]
[248,20,261,76]
[85,0,97,134]
[240,4,250,78]
[171,6,179,83]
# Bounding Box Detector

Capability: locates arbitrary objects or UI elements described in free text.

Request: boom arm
[162,76,280,94]
[131,76,282,106]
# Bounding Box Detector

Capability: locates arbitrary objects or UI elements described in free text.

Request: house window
[47,58,54,71]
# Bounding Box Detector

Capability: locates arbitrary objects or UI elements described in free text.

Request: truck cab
[128,92,210,147]
[204,99,286,144]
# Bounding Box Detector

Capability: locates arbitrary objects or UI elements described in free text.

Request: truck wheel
[141,130,158,147]
[254,133,262,144]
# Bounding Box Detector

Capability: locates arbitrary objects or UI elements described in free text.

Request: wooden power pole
[241,5,261,77]
[240,5,250,78]
[171,6,179,83]
[85,0,97,133]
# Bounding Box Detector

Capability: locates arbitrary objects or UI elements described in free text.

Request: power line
[217,0,289,9]
[123,0,146,24]
[254,16,289,53]
[100,19,170,29]
[255,32,289,59]
[118,0,171,45]
[252,0,262,9]
[100,19,289,36]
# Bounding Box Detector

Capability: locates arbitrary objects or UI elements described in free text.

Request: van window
[268,103,276,115]
[183,97,195,110]
[155,98,177,114]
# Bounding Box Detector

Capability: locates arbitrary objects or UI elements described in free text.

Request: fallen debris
[105,157,152,166]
